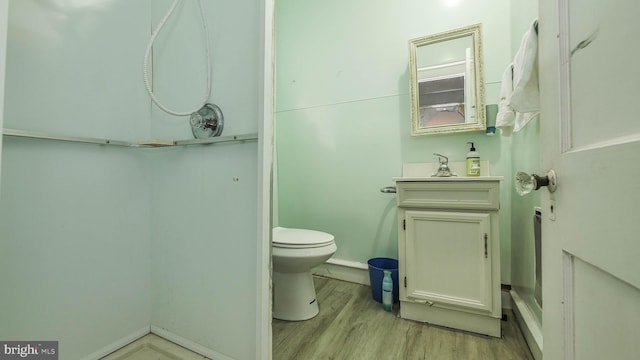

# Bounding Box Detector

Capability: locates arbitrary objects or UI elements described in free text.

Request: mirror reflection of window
[421,105,465,126]
[418,74,466,126]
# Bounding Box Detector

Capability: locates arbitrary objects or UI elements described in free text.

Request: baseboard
[510,290,543,360]
[150,326,235,360]
[312,258,370,285]
[79,326,150,360]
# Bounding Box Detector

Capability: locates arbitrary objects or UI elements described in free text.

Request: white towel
[511,21,539,112]
[496,64,515,136]
[496,20,540,136]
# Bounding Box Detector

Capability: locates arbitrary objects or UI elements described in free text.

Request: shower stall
[0,1,272,359]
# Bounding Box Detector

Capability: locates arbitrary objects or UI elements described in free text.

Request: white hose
[143,0,212,117]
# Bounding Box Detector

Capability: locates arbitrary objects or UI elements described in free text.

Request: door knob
[515,170,557,196]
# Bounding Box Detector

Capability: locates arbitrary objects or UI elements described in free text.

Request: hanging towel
[511,19,540,131]
[511,20,539,112]
[496,64,516,136]
[496,19,540,136]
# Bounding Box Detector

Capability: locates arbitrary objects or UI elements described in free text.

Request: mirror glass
[409,24,485,135]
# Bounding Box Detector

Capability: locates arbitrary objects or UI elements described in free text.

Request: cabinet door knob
[515,169,557,196]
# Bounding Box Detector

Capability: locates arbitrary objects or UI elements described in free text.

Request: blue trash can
[367,257,399,303]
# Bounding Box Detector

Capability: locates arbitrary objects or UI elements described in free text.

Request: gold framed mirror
[409,24,485,136]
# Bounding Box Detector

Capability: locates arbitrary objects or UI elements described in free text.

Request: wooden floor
[273,277,533,360]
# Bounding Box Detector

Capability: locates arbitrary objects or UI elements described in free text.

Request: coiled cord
[143,0,212,117]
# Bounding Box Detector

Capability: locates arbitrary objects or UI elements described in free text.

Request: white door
[539,1,640,359]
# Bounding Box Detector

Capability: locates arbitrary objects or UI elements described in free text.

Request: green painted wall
[510,0,542,323]
[274,0,515,281]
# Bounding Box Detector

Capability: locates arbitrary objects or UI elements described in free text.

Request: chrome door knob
[515,170,557,196]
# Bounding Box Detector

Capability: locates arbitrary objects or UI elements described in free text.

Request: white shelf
[2,128,258,148]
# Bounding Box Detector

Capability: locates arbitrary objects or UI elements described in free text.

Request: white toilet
[272,226,337,321]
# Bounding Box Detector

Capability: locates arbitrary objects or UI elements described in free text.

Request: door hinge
[404,276,407,288]
[484,233,488,258]
[403,219,406,230]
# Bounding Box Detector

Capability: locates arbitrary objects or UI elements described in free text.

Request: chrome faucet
[432,153,456,177]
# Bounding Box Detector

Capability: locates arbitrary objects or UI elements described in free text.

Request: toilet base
[272,270,319,321]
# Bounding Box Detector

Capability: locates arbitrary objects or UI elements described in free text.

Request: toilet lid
[272,227,335,247]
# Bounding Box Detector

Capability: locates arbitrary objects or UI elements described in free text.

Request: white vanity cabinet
[395,178,502,337]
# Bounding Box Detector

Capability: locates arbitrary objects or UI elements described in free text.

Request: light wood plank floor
[273,277,534,360]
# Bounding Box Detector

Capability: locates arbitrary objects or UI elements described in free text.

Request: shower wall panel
[0,1,152,358]
[148,0,262,359]
[149,0,262,140]
[150,144,258,360]
[0,139,152,360]
[3,0,151,141]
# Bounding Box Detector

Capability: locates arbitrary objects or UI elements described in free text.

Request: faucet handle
[433,153,448,163]
[431,153,456,177]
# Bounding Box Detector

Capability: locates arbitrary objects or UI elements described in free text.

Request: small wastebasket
[367,257,399,303]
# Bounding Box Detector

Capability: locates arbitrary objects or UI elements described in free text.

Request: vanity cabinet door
[403,210,493,314]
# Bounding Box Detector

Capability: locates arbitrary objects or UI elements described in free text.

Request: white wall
[3,0,151,140]
[0,1,152,359]
[150,144,259,360]
[0,141,152,359]
[509,0,542,323]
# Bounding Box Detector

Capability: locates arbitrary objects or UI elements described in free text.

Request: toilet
[272,226,337,321]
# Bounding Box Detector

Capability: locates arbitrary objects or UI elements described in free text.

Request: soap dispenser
[466,142,481,176]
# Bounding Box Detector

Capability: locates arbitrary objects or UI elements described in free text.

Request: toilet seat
[272,226,335,249]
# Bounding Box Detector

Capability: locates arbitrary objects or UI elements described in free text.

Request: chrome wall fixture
[190,103,224,139]
[380,186,397,193]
